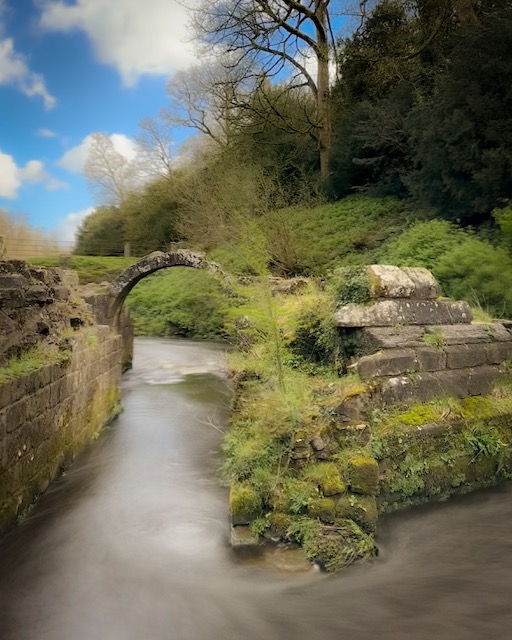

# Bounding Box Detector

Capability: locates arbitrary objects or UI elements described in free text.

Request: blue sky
[0,0,195,242]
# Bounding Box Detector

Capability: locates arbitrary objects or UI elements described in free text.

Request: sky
[0,0,197,243]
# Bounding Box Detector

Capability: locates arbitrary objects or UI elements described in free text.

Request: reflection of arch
[108,249,225,319]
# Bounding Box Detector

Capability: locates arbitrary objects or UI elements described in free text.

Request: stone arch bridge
[107,249,227,317]
[81,249,228,370]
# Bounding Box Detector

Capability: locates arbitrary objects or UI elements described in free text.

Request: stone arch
[108,249,226,319]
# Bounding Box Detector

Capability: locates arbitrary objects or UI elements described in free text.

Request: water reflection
[0,338,511,640]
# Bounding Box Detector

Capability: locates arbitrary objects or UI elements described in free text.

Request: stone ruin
[334,265,512,417]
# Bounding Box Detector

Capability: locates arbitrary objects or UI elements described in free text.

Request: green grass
[0,345,69,384]
[27,256,137,284]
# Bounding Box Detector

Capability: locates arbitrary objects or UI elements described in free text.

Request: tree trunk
[316,0,332,185]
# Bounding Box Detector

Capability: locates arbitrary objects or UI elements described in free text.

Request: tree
[192,0,346,183]
[74,206,125,255]
[166,58,253,148]
[84,132,140,206]
[136,115,174,179]
[405,7,512,221]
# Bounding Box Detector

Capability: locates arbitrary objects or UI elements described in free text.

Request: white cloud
[57,132,137,173]
[0,150,20,198]
[0,150,68,198]
[36,128,58,138]
[57,206,94,242]
[40,0,196,86]
[0,37,56,108]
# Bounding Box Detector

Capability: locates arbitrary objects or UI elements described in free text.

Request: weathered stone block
[357,349,417,379]
[367,265,440,300]
[308,497,336,523]
[5,400,26,433]
[467,366,501,396]
[401,267,441,299]
[334,299,472,328]
[485,341,512,365]
[0,274,27,288]
[446,344,487,369]
[416,347,446,371]
[378,369,472,406]
[426,323,511,345]
[335,494,378,533]
[25,285,51,304]
[334,393,369,422]
[368,265,416,299]
[348,456,379,495]
[360,326,425,353]
[229,483,262,526]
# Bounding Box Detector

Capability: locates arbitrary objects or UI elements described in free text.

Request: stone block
[334,393,369,422]
[360,326,425,353]
[335,495,378,533]
[416,347,446,371]
[485,341,512,365]
[347,456,379,495]
[378,375,418,406]
[368,265,416,299]
[427,323,511,345]
[401,267,441,299]
[5,400,26,433]
[467,366,501,396]
[368,265,441,300]
[0,274,27,288]
[0,288,24,306]
[25,285,51,304]
[446,344,487,369]
[357,349,417,380]
[230,526,259,547]
[378,369,471,406]
[334,299,472,328]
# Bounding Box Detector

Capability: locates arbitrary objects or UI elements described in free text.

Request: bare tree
[136,115,174,178]
[166,57,255,148]
[84,132,139,206]
[191,0,356,182]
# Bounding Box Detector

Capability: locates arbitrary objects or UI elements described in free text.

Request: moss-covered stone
[308,497,336,523]
[229,483,262,525]
[348,456,379,495]
[301,462,346,496]
[335,495,378,533]
[266,512,293,539]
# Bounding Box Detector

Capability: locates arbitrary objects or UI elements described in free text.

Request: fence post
[124,242,131,258]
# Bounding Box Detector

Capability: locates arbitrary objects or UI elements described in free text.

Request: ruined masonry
[334,265,512,415]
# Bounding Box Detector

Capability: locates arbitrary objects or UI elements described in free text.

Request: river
[0,337,511,640]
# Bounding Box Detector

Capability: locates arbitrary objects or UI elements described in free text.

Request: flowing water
[1,337,511,640]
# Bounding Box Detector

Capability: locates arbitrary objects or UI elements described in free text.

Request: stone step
[358,323,511,355]
[375,365,503,406]
[334,298,472,328]
[356,342,512,380]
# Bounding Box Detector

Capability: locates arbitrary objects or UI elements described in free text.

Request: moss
[308,497,336,523]
[335,495,378,533]
[229,483,262,524]
[301,462,346,496]
[348,456,379,495]
[267,512,293,539]
[395,404,439,427]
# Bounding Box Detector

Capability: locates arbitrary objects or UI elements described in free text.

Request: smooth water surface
[0,338,511,640]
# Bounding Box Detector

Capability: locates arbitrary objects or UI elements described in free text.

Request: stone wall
[331,265,512,512]
[334,265,512,417]
[0,260,125,537]
[0,325,122,535]
[80,284,134,371]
